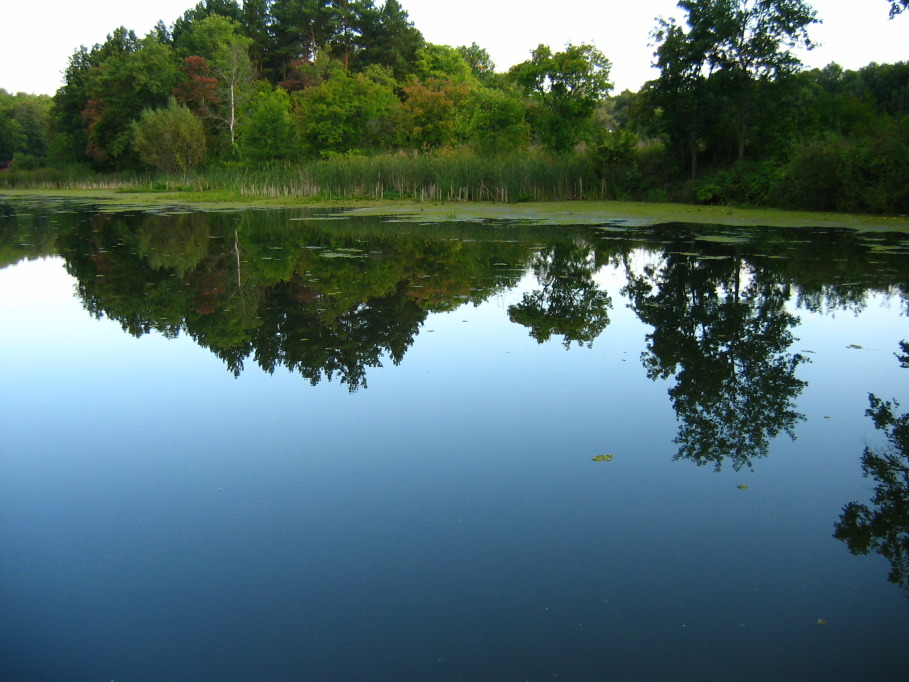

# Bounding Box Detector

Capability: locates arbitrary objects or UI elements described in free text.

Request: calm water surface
[1,199,908,680]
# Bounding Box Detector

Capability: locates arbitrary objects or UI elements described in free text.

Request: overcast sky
[1,0,905,96]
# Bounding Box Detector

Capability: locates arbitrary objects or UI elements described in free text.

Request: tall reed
[0,151,607,203]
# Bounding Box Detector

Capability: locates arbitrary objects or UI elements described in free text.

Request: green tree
[462,87,530,154]
[293,66,401,155]
[176,15,256,149]
[52,45,100,164]
[0,90,52,164]
[401,77,474,149]
[82,31,181,168]
[171,0,242,47]
[353,0,424,80]
[457,43,498,86]
[657,0,818,161]
[238,88,299,162]
[414,44,474,83]
[509,43,612,153]
[639,21,717,179]
[132,98,207,174]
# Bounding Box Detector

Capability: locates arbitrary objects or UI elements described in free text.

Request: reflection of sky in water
[1,247,908,681]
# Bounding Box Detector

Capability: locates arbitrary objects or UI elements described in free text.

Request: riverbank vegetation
[1,1,907,214]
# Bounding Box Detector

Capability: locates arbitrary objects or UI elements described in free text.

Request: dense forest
[1,0,908,213]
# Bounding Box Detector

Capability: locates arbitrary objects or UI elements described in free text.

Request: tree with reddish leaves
[174,56,223,117]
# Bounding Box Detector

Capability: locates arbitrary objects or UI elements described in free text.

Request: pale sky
[0,0,905,97]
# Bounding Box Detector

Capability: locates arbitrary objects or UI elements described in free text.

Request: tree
[509,43,612,153]
[51,46,97,164]
[639,22,717,179]
[656,0,818,161]
[462,87,530,154]
[890,0,908,18]
[238,88,299,162]
[270,0,341,76]
[82,31,181,168]
[175,15,256,149]
[414,44,474,83]
[293,66,401,155]
[354,0,424,80]
[171,0,243,47]
[401,77,474,149]
[0,90,52,163]
[457,43,498,86]
[132,98,207,174]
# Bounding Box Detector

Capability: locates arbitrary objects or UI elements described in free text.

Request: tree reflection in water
[624,245,807,471]
[835,342,909,595]
[508,240,612,348]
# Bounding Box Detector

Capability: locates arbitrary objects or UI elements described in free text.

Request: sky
[0,0,905,97]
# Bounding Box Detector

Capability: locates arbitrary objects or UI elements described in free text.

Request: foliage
[777,119,909,214]
[648,0,818,165]
[132,98,207,174]
[414,44,474,83]
[0,90,52,163]
[82,31,181,168]
[461,87,530,154]
[238,88,298,162]
[510,43,612,153]
[401,77,474,149]
[5,0,902,215]
[293,66,401,156]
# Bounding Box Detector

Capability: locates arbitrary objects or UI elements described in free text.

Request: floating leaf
[592,454,614,462]
[816,618,827,625]
[847,344,863,349]
[737,484,749,490]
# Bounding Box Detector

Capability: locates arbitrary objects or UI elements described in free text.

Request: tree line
[1,0,907,213]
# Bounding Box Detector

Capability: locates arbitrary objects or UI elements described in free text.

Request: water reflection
[623,237,808,471]
[2,199,907,414]
[835,342,909,595]
[43,207,532,390]
[508,240,613,348]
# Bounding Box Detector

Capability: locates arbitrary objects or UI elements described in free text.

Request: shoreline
[2,188,907,232]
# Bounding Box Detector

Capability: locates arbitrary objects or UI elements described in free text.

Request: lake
[1,197,907,681]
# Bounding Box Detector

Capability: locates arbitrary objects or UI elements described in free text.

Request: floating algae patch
[694,234,751,244]
[320,251,367,259]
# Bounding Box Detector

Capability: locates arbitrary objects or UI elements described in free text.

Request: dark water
[1,198,908,681]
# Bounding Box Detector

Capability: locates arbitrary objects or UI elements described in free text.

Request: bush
[778,123,909,214]
[132,98,207,175]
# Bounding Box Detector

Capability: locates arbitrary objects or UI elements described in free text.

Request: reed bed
[0,152,607,203]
